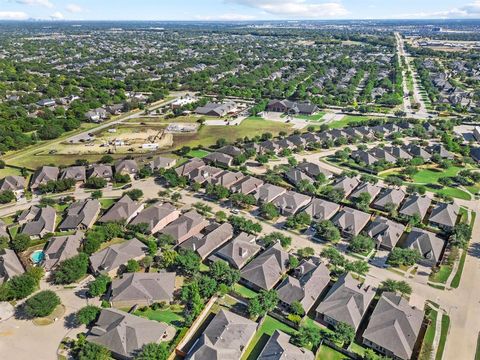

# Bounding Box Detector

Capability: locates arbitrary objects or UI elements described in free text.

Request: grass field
[234,283,258,299]
[134,306,185,328]
[242,316,297,360]
[186,149,210,158]
[0,166,25,178]
[420,307,438,360]
[436,314,450,360]
[317,345,348,360]
[451,249,467,288]
[429,264,453,284]
[292,112,326,121]
[411,166,463,184]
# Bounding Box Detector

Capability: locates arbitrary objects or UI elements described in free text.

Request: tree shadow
[467,242,480,259]
[64,312,79,329]
[13,304,33,321]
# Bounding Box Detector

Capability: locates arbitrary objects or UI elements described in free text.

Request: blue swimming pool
[30,250,45,264]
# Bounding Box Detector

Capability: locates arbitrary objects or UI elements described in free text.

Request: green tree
[387,248,421,267]
[175,249,201,276]
[126,259,141,273]
[88,275,111,297]
[76,305,101,325]
[135,343,170,360]
[290,300,305,316]
[260,202,280,220]
[315,220,340,243]
[349,235,375,254]
[333,321,355,345]
[77,341,111,360]
[25,290,60,318]
[53,253,89,284]
[10,234,31,252]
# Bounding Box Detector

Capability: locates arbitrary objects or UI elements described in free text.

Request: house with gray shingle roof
[88,308,174,359]
[0,175,26,199]
[130,202,180,234]
[285,168,314,187]
[212,232,260,269]
[429,203,459,231]
[276,260,330,314]
[217,145,242,158]
[89,238,147,277]
[149,156,177,171]
[59,166,86,183]
[161,210,209,244]
[405,228,445,267]
[427,144,454,159]
[203,152,234,168]
[241,242,289,291]
[272,191,312,216]
[0,220,8,239]
[351,150,379,166]
[175,158,205,177]
[315,272,375,330]
[0,249,25,284]
[303,198,340,221]
[180,223,234,259]
[58,199,101,231]
[87,164,113,181]
[43,231,83,271]
[109,272,176,308]
[187,165,223,184]
[114,159,138,177]
[366,217,406,250]
[369,148,397,163]
[349,182,382,202]
[254,184,287,204]
[209,170,244,188]
[373,188,406,212]
[384,146,412,160]
[98,195,144,224]
[363,292,424,360]
[186,309,257,360]
[404,145,431,161]
[18,205,56,239]
[399,195,432,220]
[258,330,314,360]
[230,176,264,195]
[30,166,59,190]
[331,207,371,237]
[296,161,333,180]
[332,177,360,197]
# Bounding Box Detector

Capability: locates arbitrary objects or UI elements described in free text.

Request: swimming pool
[30,250,45,264]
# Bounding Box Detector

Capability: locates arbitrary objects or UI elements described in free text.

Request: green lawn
[134,306,185,328]
[100,198,117,210]
[436,314,450,360]
[317,345,348,360]
[293,112,326,121]
[451,249,467,288]
[234,283,258,299]
[242,316,297,360]
[412,167,463,184]
[186,149,210,158]
[429,265,453,284]
[328,115,372,129]
[0,166,25,178]
[420,307,438,360]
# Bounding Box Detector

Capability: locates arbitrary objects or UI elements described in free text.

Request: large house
[429,203,459,231]
[212,232,261,269]
[363,292,424,360]
[18,205,56,239]
[366,217,405,250]
[404,228,445,267]
[180,223,234,260]
[30,166,59,190]
[271,191,311,216]
[43,231,83,271]
[98,195,144,224]
[0,249,24,284]
[59,166,86,183]
[258,330,315,360]
[194,101,237,117]
[331,207,371,237]
[160,210,208,244]
[303,198,340,221]
[0,175,26,199]
[267,99,318,115]
[88,164,113,180]
[130,203,181,234]
[58,199,101,231]
[254,184,287,204]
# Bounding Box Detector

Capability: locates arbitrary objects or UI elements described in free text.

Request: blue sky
[1,0,480,21]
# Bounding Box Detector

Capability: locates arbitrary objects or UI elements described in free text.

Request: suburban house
[241,242,289,291]
[284,168,314,187]
[109,272,176,308]
[399,195,432,220]
[332,176,360,197]
[89,238,147,277]
[404,228,445,267]
[372,188,407,212]
[161,210,209,244]
[203,152,234,168]
[296,161,333,179]
[404,145,432,161]
[58,199,101,231]
[0,220,8,238]
[331,207,371,237]
[429,203,459,231]
[276,260,331,314]
[303,198,340,221]
[267,99,318,115]
[217,145,243,157]
[0,175,26,199]
[186,309,257,360]
[384,146,413,160]
[114,159,139,177]
[30,166,59,190]
[194,101,237,117]
[315,272,375,331]
[18,205,56,239]
[230,176,264,195]
[349,182,382,202]
[87,164,114,180]
[0,249,25,284]
[149,156,177,171]
[175,159,205,177]
[211,232,261,269]
[98,195,144,224]
[43,231,83,271]
[59,166,86,183]
[351,150,379,166]
[187,165,223,184]
[180,223,234,259]
[254,184,287,204]
[258,330,315,360]
[130,203,181,234]
[363,292,424,360]
[272,191,312,216]
[366,217,406,250]
[209,170,244,188]
[87,308,174,360]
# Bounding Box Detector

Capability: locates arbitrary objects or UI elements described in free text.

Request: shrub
[76,305,101,325]
[53,253,89,284]
[24,290,60,318]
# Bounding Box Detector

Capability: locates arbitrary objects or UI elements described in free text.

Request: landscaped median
[419,303,450,360]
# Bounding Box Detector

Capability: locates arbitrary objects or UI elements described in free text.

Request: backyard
[133,305,185,328]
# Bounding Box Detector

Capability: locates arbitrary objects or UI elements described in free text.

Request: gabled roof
[110,272,175,303]
[217,145,242,157]
[43,231,83,271]
[316,272,375,330]
[180,223,234,259]
[384,146,413,160]
[373,188,406,210]
[369,148,397,163]
[271,191,312,214]
[332,176,359,197]
[214,232,260,269]
[276,260,330,312]
[404,228,445,265]
[59,199,100,231]
[399,195,432,219]
[161,210,208,243]
[90,238,147,274]
[59,166,86,182]
[303,198,340,221]
[366,217,405,249]
[0,175,26,192]
[30,166,59,189]
[203,152,234,166]
[149,156,177,170]
[241,243,289,290]
[254,184,287,204]
[114,159,138,175]
[0,249,25,284]
[19,205,56,237]
[351,150,379,166]
[130,203,180,233]
[88,164,113,179]
[429,202,459,228]
[175,159,206,177]
[285,168,314,186]
[296,162,332,179]
[363,292,424,360]
[88,308,172,359]
[98,195,142,223]
[187,309,257,360]
[209,170,244,188]
[230,176,264,195]
[349,182,382,202]
[258,330,314,360]
[331,207,371,236]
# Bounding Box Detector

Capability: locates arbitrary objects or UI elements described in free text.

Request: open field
[328,115,372,129]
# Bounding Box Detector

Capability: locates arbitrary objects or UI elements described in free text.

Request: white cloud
[50,11,64,20]
[15,0,53,8]
[66,3,82,13]
[196,13,256,21]
[0,11,29,20]
[398,0,480,19]
[226,0,349,18]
